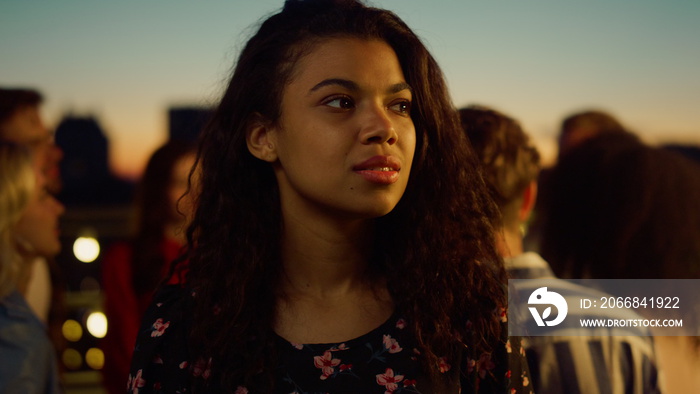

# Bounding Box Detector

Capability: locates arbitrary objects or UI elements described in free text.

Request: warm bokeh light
[86,311,108,339]
[62,348,82,370]
[85,348,105,370]
[62,319,83,342]
[73,236,100,263]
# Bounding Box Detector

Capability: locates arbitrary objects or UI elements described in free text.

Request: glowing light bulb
[86,312,108,339]
[86,348,105,370]
[62,348,82,370]
[73,237,100,263]
[62,319,83,342]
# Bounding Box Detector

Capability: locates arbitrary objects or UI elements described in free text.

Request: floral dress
[128,285,533,393]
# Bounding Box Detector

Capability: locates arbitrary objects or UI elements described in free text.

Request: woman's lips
[353,156,400,184]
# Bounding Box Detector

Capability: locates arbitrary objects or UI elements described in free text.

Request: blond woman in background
[0,141,63,393]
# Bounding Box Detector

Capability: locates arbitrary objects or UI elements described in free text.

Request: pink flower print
[234,386,249,394]
[330,343,348,351]
[382,335,403,353]
[403,379,417,387]
[339,364,353,371]
[291,343,304,350]
[192,357,212,380]
[179,361,188,369]
[505,370,512,379]
[314,351,341,380]
[477,353,495,379]
[466,358,476,374]
[150,318,170,337]
[396,318,406,329]
[438,356,451,373]
[505,339,512,353]
[376,368,404,392]
[522,371,530,387]
[127,369,145,394]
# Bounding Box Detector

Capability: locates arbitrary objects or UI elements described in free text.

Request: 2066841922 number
[600,296,680,309]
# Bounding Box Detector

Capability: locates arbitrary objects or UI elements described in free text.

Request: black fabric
[128,285,534,393]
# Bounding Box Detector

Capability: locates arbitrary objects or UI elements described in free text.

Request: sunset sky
[3,0,699,179]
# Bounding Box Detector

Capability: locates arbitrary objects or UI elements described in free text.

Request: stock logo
[528,287,568,327]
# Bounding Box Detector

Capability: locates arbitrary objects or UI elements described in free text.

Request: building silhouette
[55,115,133,207]
[168,106,212,144]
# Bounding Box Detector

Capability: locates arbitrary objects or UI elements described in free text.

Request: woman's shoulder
[0,291,60,393]
[134,284,194,342]
[128,285,195,393]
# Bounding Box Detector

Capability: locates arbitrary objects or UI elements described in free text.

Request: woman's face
[14,171,64,258]
[265,37,416,220]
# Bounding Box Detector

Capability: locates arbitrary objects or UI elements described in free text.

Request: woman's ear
[245,113,278,162]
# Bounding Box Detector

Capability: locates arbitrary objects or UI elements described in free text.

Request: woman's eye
[324,97,354,109]
[390,100,411,115]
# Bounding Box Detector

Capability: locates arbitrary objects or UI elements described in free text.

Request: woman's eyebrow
[308,79,412,95]
[309,78,358,94]
[388,82,412,95]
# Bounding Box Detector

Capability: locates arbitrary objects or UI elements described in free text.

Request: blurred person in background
[557,109,626,160]
[0,88,62,193]
[101,140,196,394]
[0,141,63,393]
[0,87,63,326]
[524,109,629,254]
[460,106,661,394]
[539,131,700,280]
[538,130,700,393]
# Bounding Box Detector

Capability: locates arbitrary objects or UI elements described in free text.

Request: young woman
[102,140,196,394]
[129,1,531,392]
[0,141,63,393]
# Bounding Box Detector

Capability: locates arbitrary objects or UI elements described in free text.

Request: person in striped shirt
[459,105,661,394]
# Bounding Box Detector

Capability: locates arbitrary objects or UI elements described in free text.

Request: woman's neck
[273,201,395,344]
[280,208,374,299]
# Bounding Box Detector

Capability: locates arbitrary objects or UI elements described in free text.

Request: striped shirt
[507,252,662,394]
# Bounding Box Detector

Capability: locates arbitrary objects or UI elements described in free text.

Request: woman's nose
[359,105,399,145]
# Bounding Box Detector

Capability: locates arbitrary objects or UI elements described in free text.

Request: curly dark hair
[181,0,506,391]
